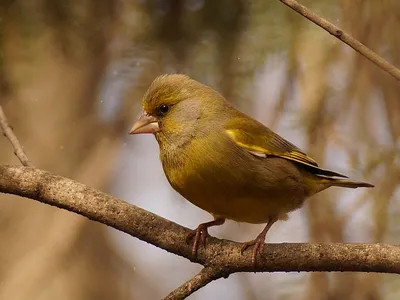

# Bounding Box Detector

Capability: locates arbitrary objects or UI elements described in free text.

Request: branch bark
[164,267,225,300]
[1,165,400,298]
[279,0,400,81]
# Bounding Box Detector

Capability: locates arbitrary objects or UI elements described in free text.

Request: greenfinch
[129,74,373,264]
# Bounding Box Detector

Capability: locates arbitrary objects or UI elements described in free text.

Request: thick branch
[1,165,400,275]
[279,0,400,81]
[0,105,33,167]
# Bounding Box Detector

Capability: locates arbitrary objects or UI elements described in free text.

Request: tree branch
[164,267,225,300]
[1,165,400,299]
[1,5,398,298]
[279,0,400,81]
[0,105,33,167]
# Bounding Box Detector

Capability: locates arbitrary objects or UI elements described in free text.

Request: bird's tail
[302,165,374,194]
[328,179,374,189]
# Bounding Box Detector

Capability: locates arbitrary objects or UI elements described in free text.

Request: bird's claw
[186,225,209,257]
[241,237,265,266]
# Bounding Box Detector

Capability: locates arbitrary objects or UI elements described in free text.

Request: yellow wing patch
[226,129,319,168]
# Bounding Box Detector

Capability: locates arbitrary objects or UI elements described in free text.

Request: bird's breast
[159,141,307,224]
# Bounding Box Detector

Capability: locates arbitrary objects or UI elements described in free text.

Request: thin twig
[279,0,400,81]
[164,267,224,300]
[0,105,33,167]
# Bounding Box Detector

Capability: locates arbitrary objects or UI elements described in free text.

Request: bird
[129,74,374,264]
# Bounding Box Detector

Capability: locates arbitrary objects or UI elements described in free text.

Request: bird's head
[129,74,228,146]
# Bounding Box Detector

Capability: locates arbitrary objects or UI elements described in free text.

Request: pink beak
[129,113,160,134]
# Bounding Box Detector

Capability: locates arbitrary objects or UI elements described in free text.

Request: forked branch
[1,165,400,299]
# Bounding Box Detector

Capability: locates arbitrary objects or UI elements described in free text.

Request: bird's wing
[225,117,348,178]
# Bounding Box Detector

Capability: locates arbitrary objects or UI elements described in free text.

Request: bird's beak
[129,113,160,134]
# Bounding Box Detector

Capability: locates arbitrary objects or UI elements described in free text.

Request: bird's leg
[241,216,278,265]
[186,218,225,257]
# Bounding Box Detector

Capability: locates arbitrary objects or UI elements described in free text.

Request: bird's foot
[186,218,225,257]
[186,224,209,257]
[241,235,266,266]
[241,217,277,265]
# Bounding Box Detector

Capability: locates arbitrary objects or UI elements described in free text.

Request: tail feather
[302,164,348,178]
[303,164,374,191]
[327,178,374,189]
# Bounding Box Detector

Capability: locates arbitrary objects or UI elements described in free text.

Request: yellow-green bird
[129,74,373,264]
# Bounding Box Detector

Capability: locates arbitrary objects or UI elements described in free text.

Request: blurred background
[0,0,399,299]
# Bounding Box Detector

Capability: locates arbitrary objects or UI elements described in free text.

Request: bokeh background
[0,0,399,299]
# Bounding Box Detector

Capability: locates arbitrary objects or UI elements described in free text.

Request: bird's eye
[159,104,169,114]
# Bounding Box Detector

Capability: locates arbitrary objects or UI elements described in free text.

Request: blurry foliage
[0,0,399,299]
[0,1,132,300]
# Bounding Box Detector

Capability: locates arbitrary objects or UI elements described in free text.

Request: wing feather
[225,121,347,179]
